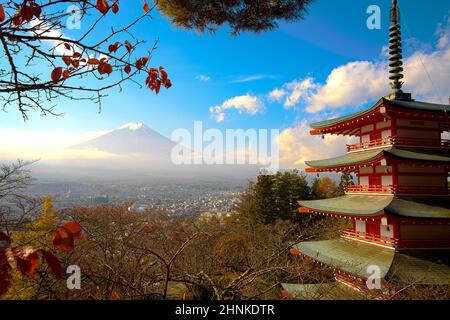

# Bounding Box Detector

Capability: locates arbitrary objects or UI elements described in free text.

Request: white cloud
[284,77,317,109]
[196,75,211,81]
[233,75,276,83]
[277,121,356,169]
[210,94,264,122]
[29,19,73,56]
[268,88,286,102]
[271,21,450,113]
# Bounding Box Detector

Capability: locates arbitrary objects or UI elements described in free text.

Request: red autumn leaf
[62,70,70,79]
[13,15,22,26]
[108,42,119,53]
[96,0,109,14]
[14,250,39,277]
[73,52,82,58]
[72,60,80,68]
[87,58,100,65]
[0,4,5,22]
[160,68,168,81]
[124,40,132,53]
[98,63,113,75]
[62,56,71,66]
[143,2,150,13]
[111,1,119,14]
[142,57,149,65]
[61,221,81,240]
[164,79,172,89]
[135,59,143,70]
[53,227,74,252]
[39,250,62,279]
[124,65,131,74]
[155,79,161,94]
[64,43,72,50]
[289,248,301,255]
[30,2,42,18]
[51,67,63,83]
[21,6,33,22]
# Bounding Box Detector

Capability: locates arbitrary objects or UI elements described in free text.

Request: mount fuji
[72,122,176,156]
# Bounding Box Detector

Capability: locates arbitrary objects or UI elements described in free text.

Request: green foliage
[157,0,314,35]
[237,170,311,226]
[338,173,355,195]
[311,176,340,199]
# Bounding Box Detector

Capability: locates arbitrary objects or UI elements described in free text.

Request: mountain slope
[73,122,176,155]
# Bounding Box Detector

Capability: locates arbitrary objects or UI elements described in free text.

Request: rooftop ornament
[386,0,413,101]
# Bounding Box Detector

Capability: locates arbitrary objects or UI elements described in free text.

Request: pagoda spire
[386,0,412,100]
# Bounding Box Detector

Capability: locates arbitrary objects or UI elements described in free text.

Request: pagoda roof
[298,195,450,219]
[281,282,365,300]
[305,147,450,170]
[293,239,450,285]
[310,97,450,131]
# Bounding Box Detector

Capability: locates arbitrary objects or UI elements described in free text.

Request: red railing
[345,185,394,194]
[341,229,398,247]
[345,185,449,195]
[346,136,450,152]
[342,230,450,249]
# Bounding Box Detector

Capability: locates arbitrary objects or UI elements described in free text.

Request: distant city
[25,179,246,217]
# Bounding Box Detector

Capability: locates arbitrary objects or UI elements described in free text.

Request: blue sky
[1,0,449,156]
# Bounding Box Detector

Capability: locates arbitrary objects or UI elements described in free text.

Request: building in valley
[282,0,450,299]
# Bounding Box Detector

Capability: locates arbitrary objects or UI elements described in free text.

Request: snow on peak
[119,122,144,131]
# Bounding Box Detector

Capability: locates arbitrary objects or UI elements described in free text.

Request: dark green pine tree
[157,0,314,35]
[250,174,277,225]
[274,172,293,220]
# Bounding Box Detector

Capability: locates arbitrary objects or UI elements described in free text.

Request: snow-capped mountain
[73,122,176,156]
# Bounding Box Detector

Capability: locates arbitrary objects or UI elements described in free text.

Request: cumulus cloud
[29,19,73,56]
[209,94,264,122]
[277,121,356,169]
[268,88,286,102]
[271,21,450,113]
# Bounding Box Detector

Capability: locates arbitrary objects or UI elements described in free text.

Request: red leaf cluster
[0,4,5,22]
[146,67,172,94]
[12,0,41,26]
[53,221,82,252]
[96,0,120,15]
[0,221,78,296]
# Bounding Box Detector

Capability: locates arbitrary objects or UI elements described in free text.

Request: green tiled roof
[298,195,450,219]
[305,147,450,169]
[281,282,365,300]
[310,98,450,129]
[294,239,450,285]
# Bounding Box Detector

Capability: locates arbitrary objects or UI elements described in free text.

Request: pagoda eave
[291,239,450,285]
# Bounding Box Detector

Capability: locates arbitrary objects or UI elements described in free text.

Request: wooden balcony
[346,136,450,152]
[341,229,398,248]
[345,185,449,195]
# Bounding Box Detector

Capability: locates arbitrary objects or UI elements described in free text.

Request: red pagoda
[283,0,450,299]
